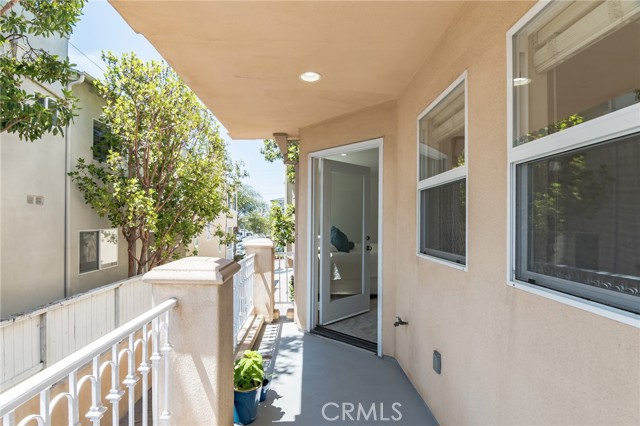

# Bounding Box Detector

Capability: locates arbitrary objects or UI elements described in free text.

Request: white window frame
[506,1,640,327]
[416,71,469,271]
[78,228,119,275]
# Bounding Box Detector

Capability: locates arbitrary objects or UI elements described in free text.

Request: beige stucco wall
[68,81,129,295]
[0,79,66,317]
[295,2,639,425]
[189,211,238,259]
[297,99,398,356]
[0,77,129,317]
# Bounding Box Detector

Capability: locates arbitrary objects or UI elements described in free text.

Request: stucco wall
[297,99,398,356]
[0,79,66,317]
[68,81,129,295]
[296,2,639,424]
[0,77,130,317]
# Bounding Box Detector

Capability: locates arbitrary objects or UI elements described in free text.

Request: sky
[68,0,286,203]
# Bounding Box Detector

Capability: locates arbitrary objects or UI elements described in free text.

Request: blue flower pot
[259,378,270,402]
[234,385,261,425]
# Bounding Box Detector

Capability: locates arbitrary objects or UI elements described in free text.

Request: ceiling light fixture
[340,153,348,157]
[513,77,532,86]
[300,71,321,83]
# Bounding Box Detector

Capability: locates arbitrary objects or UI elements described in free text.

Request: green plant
[69,52,242,276]
[1,0,86,141]
[288,275,295,302]
[234,350,264,391]
[270,203,295,248]
[260,139,299,184]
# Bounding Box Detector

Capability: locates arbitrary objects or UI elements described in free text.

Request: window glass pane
[420,179,466,264]
[93,120,109,162]
[513,2,640,146]
[79,231,99,273]
[516,133,640,312]
[419,82,465,179]
[99,229,118,269]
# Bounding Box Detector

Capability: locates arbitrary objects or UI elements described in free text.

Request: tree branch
[0,0,20,17]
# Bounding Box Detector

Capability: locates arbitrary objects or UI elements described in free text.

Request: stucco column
[243,238,275,323]
[143,257,240,426]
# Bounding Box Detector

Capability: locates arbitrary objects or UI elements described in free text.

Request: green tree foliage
[0,0,85,140]
[236,184,270,235]
[270,202,295,248]
[260,139,299,183]
[70,52,239,276]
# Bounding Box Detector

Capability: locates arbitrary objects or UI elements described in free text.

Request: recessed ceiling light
[513,77,532,86]
[340,153,348,157]
[300,71,321,83]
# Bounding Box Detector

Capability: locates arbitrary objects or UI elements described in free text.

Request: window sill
[417,253,467,272]
[79,263,119,276]
[508,279,640,328]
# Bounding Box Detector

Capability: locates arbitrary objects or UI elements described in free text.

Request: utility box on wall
[433,350,442,374]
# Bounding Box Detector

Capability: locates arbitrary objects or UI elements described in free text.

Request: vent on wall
[27,195,44,206]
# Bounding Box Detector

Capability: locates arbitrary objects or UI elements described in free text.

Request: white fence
[233,254,255,350]
[274,252,294,304]
[0,298,176,426]
[0,276,152,391]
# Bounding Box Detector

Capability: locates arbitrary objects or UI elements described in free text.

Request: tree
[270,202,295,248]
[236,184,270,235]
[260,139,299,183]
[70,52,239,276]
[1,0,85,141]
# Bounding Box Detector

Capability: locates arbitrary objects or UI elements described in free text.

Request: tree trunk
[127,237,137,277]
[138,235,148,275]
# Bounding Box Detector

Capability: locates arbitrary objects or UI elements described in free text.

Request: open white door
[319,159,371,324]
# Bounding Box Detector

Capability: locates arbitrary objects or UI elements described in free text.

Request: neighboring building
[190,208,238,260]
[112,1,640,425]
[0,35,129,318]
[270,197,285,209]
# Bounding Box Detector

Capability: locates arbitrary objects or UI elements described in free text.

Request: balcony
[0,239,435,425]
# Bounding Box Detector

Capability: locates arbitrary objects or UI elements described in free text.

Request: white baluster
[68,371,80,426]
[105,344,124,426]
[150,318,161,426]
[2,411,15,426]
[159,312,172,425]
[123,333,140,426]
[138,323,150,426]
[39,389,50,426]
[86,357,106,425]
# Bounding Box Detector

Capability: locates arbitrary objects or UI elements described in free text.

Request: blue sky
[68,0,285,203]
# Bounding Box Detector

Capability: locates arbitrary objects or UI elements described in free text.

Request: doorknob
[366,245,372,251]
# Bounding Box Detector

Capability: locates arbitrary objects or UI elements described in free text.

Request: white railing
[0,276,152,391]
[233,254,255,349]
[0,298,176,426]
[274,252,294,304]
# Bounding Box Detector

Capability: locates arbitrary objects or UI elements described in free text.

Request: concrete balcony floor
[252,318,438,426]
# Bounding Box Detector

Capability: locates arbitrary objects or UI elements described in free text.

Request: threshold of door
[312,326,377,352]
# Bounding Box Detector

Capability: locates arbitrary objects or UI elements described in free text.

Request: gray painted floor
[251,319,438,426]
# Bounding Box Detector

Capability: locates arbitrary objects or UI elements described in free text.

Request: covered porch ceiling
[109,1,466,140]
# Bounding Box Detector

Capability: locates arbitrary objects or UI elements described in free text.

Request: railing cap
[143,257,241,286]
[242,238,275,248]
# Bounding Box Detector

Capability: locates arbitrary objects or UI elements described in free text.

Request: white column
[243,239,275,323]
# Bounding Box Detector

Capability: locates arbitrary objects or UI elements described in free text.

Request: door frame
[306,137,384,356]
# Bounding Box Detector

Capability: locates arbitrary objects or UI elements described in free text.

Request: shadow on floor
[252,318,438,426]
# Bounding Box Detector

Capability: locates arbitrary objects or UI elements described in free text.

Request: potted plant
[233,350,264,425]
[259,374,272,402]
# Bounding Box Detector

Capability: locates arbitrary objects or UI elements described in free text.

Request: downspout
[64,72,85,297]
